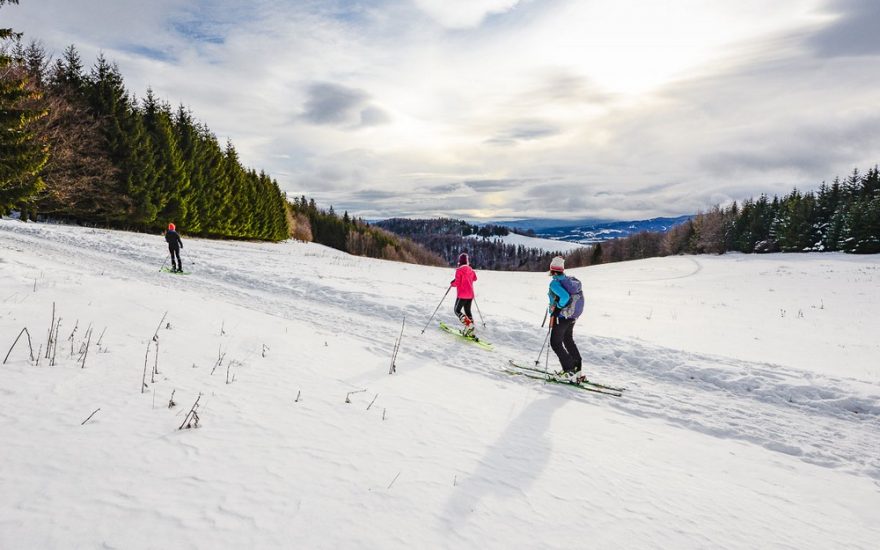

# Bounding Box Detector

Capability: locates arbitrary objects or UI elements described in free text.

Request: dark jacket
[165,230,183,249]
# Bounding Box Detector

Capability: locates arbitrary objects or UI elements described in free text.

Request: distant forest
[599,166,880,262]
[374,218,596,270]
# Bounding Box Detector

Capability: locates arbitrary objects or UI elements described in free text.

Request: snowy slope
[1,219,879,550]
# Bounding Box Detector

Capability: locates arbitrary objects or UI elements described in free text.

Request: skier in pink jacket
[451,252,478,337]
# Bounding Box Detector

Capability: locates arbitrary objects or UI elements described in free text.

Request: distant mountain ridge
[507,215,694,244]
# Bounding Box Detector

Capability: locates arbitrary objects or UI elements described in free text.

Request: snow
[466,232,588,253]
[1,218,879,549]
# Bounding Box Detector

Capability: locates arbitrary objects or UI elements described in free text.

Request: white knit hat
[549,256,565,272]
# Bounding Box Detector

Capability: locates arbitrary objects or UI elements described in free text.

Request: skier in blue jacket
[547,256,584,382]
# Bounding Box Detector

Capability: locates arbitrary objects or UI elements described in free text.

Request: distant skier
[547,256,585,382]
[450,252,478,338]
[165,223,184,272]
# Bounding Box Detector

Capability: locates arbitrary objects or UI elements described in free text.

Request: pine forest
[1,38,289,241]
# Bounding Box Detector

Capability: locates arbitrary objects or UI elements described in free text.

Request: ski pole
[535,324,551,366]
[544,335,551,372]
[473,297,486,328]
[541,308,548,328]
[389,316,405,374]
[159,254,169,272]
[421,286,452,334]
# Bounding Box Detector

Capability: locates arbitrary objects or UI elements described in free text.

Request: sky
[4,0,880,221]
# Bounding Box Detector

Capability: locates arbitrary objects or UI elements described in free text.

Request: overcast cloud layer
[5,0,880,220]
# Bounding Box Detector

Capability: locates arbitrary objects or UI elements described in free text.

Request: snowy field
[1,218,879,549]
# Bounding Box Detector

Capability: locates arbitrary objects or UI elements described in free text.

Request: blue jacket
[548,274,570,313]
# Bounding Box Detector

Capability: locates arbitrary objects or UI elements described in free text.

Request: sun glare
[523,0,818,95]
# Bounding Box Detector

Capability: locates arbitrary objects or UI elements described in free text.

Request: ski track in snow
[4,222,880,481]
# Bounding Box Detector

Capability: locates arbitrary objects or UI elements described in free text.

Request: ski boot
[554,369,585,384]
[459,315,474,338]
[569,360,585,383]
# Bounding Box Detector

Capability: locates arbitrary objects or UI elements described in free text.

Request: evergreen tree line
[461,222,510,238]
[587,166,880,264]
[0,1,49,213]
[373,217,597,271]
[1,35,289,240]
[288,197,447,266]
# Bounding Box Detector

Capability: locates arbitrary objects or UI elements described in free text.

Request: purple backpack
[559,276,584,319]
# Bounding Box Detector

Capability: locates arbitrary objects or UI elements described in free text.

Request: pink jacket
[451,265,477,299]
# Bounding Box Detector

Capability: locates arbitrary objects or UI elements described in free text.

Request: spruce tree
[50,45,85,94]
[142,89,186,227]
[0,0,49,215]
[173,105,203,232]
[85,54,161,226]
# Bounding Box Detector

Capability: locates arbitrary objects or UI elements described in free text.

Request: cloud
[464,179,525,191]
[118,44,177,63]
[300,82,390,129]
[413,0,523,28]
[423,182,465,194]
[171,20,225,45]
[522,71,614,106]
[485,121,560,146]
[809,0,880,57]
[700,114,880,181]
[359,105,391,127]
[301,82,361,123]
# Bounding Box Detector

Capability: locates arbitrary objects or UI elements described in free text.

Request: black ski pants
[168,245,182,270]
[454,298,473,324]
[550,317,581,372]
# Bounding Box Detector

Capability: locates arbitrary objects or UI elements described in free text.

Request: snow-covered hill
[1,219,879,549]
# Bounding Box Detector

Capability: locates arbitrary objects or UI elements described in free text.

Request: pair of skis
[160,267,190,275]
[505,360,625,397]
[436,323,623,397]
[439,321,493,350]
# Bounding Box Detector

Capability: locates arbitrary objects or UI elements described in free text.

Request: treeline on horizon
[597,166,880,263]
[1,37,289,240]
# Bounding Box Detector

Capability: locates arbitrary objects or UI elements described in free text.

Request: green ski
[160,267,191,275]
[503,367,623,397]
[507,360,625,394]
[439,322,492,351]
